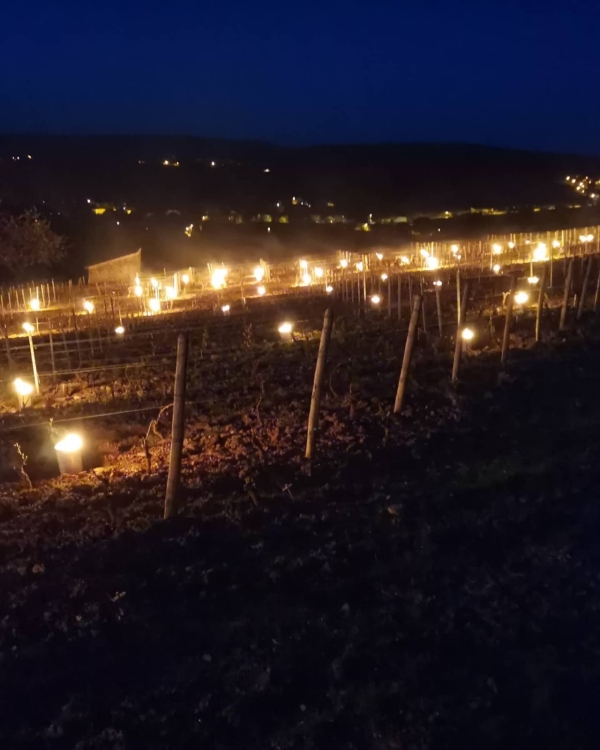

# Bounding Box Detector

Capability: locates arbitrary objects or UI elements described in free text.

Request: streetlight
[22,322,40,394]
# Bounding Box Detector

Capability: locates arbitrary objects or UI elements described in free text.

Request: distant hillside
[0,135,599,214]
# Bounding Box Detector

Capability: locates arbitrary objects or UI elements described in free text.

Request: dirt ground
[1,298,600,749]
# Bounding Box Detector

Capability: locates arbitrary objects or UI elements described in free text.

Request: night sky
[2,0,599,153]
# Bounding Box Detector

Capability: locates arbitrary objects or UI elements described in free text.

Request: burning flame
[55,433,83,453]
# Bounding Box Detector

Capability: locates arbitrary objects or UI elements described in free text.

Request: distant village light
[29,298,41,311]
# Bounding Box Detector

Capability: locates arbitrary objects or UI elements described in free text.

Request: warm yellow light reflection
[314,267,324,278]
[461,328,474,341]
[83,300,94,313]
[115,326,125,335]
[433,280,442,287]
[257,285,266,296]
[253,266,265,282]
[148,298,161,312]
[278,322,293,334]
[22,322,34,334]
[533,243,548,261]
[356,261,364,272]
[527,276,539,285]
[425,256,439,270]
[492,244,502,254]
[400,256,410,264]
[134,285,143,297]
[340,259,348,269]
[222,305,230,313]
[508,241,516,249]
[326,285,333,293]
[451,244,459,254]
[493,264,501,274]
[371,295,381,305]
[182,273,190,284]
[376,252,383,260]
[299,259,308,270]
[150,277,159,288]
[420,248,430,258]
[29,298,41,311]
[515,291,529,305]
[165,285,177,300]
[381,273,388,281]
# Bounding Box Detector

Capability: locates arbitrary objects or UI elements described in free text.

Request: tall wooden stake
[535,263,548,343]
[393,295,422,414]
[164,332,190,519]
[49,330,56,382]
[500,277,516,366]
[559,257,574,331]
[397,274,402,321]
[577,256,593,320]
[435,285,443,336]
[452,282,470,383]
[594,257,600,313]
[456,268,461,324]
[305,308,334,460]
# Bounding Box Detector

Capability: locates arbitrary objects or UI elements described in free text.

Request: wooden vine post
[435,284,443,336]
[394,295,422,414]
[594,258,600,313]
[559,257,574,331]
[451,282,470,383]
[305,309,334,460]
[535,263,548,343]
[500,276,516,366]
[164,332,190,519]
[577,256,593,320]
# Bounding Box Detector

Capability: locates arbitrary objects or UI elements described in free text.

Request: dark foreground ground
[2,332,600,748]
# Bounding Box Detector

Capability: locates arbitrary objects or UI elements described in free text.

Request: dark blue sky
[1,0,598,153]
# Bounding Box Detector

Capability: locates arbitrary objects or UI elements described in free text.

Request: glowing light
[211,268,228,290]
[527,276,539,285]
[381,273,388,281]
[461,328,474,341]
[420,248,430,258]
[376,252,383,260]
[22,322,34,334]
[314,267,324,278]
[29,298,40,311]
[533,243,548,261]
[451,244,459,254]
[222,305,231,313]
[400,256,410,265]
[371,295,381,305]
[54,433,83,453]
[14,378,33,396]
[165,285,177,300]
[514,291,529,305]
[299,259,308,270]
[433,280,442,287]
[340,259,349,269]
[257,285,266,296]
[148,297,161,312]
[278,322,293,334]
[150,277,159,289]
[356,261,364,272]
[211,161,216,167]
[425,256,439,270]
[492,243,502,254]
[326,285,333,293]
[184,224,193,237]
[182,273,190,284]
[83,300,94,313]
[115,326,125,335]
[552,240,561,249]
[134,285,143,297]
[493,264,501,274]
[254,266,265,282]
[508,241,516,249]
